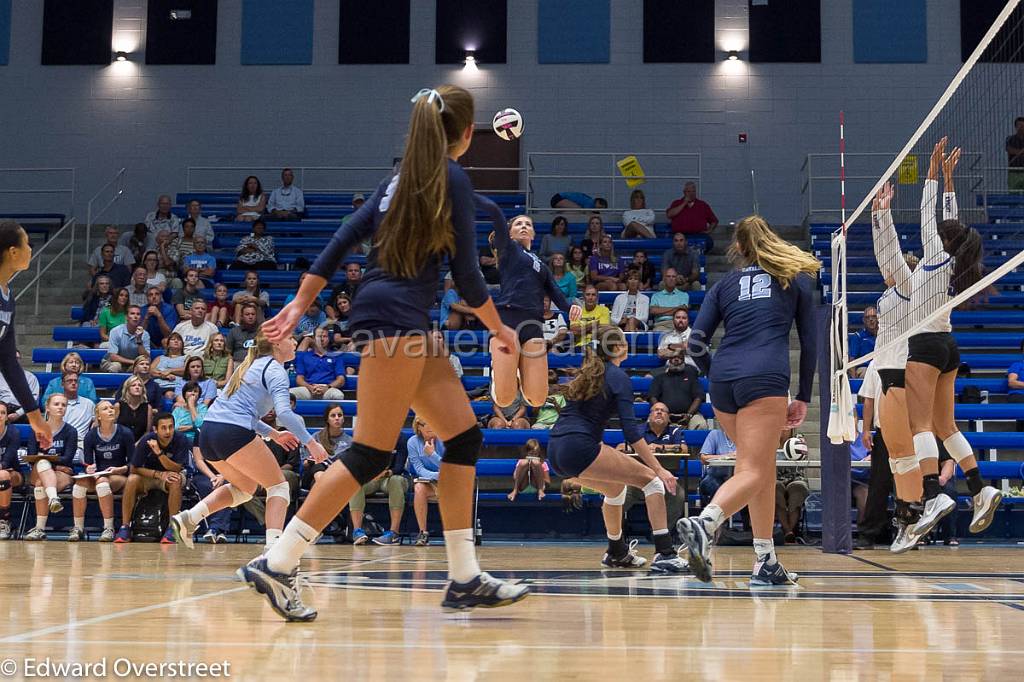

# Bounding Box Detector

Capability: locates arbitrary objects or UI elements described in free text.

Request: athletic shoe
[160,527,176,544]
[114,525,131,543]
[601,539,647,568]
[440,572,529,611]
[676,517,713,583]
[215,532,228,544]
[237,556,317,622]
[0,519,10,540]
[890,520,921,554]
[414,531,429,546]
[352,528,369,545]
[98,527,115,542]
[650,552,689,574]
[750,559,799,586]
[169,512,197,549]
[48,497,63,514]
[203,530,219,544]
[969,486,1003,533]
[372,530,400,546]
[24,527,47,541]
[910,493,955,539]
[67,527,84,542]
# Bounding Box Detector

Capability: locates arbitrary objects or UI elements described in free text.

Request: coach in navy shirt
[117,413,189,542]
[619,402,689,534]
[289,327,346,401]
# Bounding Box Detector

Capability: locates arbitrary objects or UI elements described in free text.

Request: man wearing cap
[267,168,305,221]
[346,193,370,253]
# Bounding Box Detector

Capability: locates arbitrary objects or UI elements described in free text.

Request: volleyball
[492,108,524,140]
[782,436,808,461]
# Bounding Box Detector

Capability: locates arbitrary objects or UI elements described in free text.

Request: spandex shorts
[498,306,545,344]
[878,368,906,395]
[199,421,258,462]
[709,374,790,414]
[907,332,960,373]
[546,433,602,478]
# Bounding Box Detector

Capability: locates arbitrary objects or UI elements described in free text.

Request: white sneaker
[969,486,1002,533]
[910,493,955,539]
[170,512,197,549]
[889,520,921,554]
[98,527,115,542]
[48,497,63,514]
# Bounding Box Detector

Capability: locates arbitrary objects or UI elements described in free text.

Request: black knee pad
[441,425,483,467]
[0,480,9,492]
[340,442,392,486]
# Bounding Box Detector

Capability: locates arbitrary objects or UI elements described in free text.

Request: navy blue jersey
[132,432,191,471]
[38,422,77,468]
[0,426,21,470]
[551,362,646,444]
[83,425,135,469]
[309,161,490,335]
[481,196,572,315]
[687,268,816,402]
[0,287,38,415]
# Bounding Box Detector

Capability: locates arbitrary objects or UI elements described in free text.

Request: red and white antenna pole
[839,111,847,235]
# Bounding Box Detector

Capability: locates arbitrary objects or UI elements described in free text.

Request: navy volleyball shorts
[877,368,906,395]
[199,421,258,462]
[498,306,545,344]
[546,433,602,478]
[907,332,960,373]
[709,374,790,414]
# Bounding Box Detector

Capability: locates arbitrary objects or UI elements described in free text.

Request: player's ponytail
[224,330,273,397]
[730,215,821,289]
[563,326,627,402]
[376,85,475,280]
[938,219,984,295]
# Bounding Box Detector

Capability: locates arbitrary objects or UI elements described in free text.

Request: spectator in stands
[239,407,303,530]
[267,168,305,221]
[74,401,133,542]
[116,412,189,543]
[184,200,216,243]
[549,253,577,302]
[624,250,654,290]
[610,270,650,331]
[666,181,718,253]
[226,303,259,361]
[188,436,232,544]
[127,267,149,307]
[567,246,588,289]
[661,233,701,290]
[649,269,690,332]
[89,226,136,277]
[60,373,96,465]
[295,301,328,347]
[1006,116,1024,192]
[848,307,878,378]
[550,192,607,210]
[580,215,608,259]
[236,175,267,222]
[41,353,98,405]
[619,402,689,533]
[203,333,233,388]
[348,193,375,255]
[91,244,131,289]
[325,292,352,343]
[349,434,410,546]
[301,404,352,492]
[155,230,179,283]
[151,332,187,395]
[174,357,217,406]
[141,251,167,293]
[172,381,207,443]
[81,275,113,326]
[129,356,162,408]
[289,327,346,401]
[649,354,707,429]
[207,284,233,327]
[531,373,566,429]
[145,195,181,239]
[172,269,205,319]
[698,428,735,507]
[340,262,363,301]
[101,305,151,373]
[773,431,809,545]
[539,215,572,264]
[232,270,271,324]
[440,273,478,331]
[172,301,219,357]
[507,439,550,502]
[488,391,531,430]
[589,235,622,291]
[141,286,176,349]
[230,219,276,270]
[23,394,76,540]
[407,416,443,546]
[0,350,40,424]
[479,234,500,286]
[181,236,216,287]
[1008,340,1024,429]
[0,403,22,539]
[657,309,691,359]
[541,296,570,351]
[168,218,198,272]
[429,330,462,378]
[116,374,152,441]
[98,287,130,343]
[571,285,610,346]
[621,189,657,239]
[121,223,151,264]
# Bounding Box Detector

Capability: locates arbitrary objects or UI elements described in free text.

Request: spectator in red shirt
[666,182,718,253]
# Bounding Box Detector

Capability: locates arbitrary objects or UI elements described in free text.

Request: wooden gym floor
[0,541,1021,681]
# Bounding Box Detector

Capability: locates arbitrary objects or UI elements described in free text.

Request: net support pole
[818,303,852,554]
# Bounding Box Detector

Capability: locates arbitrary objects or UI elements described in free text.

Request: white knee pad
[226,484,253,507]
[943,431,974,464]
[913,432,939,464]
[603,486,628,506]
[266,480,290,503]
[72,484,88,499]
[96,482,112,498]
[35,459,52,473]
[642,477,666,498]
[33,486,46,500]
[889,455,920,476]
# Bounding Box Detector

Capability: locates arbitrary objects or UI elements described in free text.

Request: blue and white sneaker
[237,556,317,622]
[440,572,529,611]
[650,552,689,574]
[750,559,799,587]
[352,528,369,545]
[372,530,400,545]
[676,517,713,583]
[169,512,196,549]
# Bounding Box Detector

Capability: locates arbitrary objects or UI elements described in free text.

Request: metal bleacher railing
[13,216,76,316]
[84,167,127,256]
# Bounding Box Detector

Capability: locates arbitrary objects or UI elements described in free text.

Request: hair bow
[411,88,445,113]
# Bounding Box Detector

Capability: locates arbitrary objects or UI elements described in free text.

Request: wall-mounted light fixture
[114,51,128,62]
[727,50,739,61]
[464,50,477,71]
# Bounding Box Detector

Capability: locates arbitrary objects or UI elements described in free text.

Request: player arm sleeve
[475,193,510,253]
[267,365,314,444]
[920,179,944,262]
[0,316,38,415]
[794,275,818,403]
[686,284,721,377]
[942,190,959,221]
[308,180,385,280]
[449,173,490,309]
[872,208,912,290]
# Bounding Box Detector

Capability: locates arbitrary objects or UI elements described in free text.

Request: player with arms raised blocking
[676,216,819,585]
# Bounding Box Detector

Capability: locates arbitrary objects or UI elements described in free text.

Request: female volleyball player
[547,326,687,572]
[906,138,1001,539]
[252,85,526,620]
[72,401,134,542]
[24,394,77,541]
[676,216,819,585]
[486,210,581,409]
[169,332,328,560]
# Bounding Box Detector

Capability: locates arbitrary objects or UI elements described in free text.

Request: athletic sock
[35,514,47,531]
[103,517,114,531]
[964,467,985,497]
[922,474,942,501]
[185,501,210,526]
[753,538,777,565]
[74,517,85,531]
[45,486,57,501]
[265,517,317,574]
[607,529,627,558]
[699,504,725,534]
[895,498,921,525]
[653,528,673,555]
[265,528,282,548]
[443,528,481,584]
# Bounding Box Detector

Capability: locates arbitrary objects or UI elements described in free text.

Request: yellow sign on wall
[616,155,646,187]
[898,155,919,185]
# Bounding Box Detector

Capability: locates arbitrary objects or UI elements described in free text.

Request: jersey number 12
[738,273,772,301]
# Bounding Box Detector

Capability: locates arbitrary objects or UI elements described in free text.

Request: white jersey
[871,208,913,370]
[908,179,958,334]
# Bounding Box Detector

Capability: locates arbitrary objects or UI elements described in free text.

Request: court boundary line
[846,554,899,572]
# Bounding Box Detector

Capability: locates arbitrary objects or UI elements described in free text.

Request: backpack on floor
[130,490,169,542]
